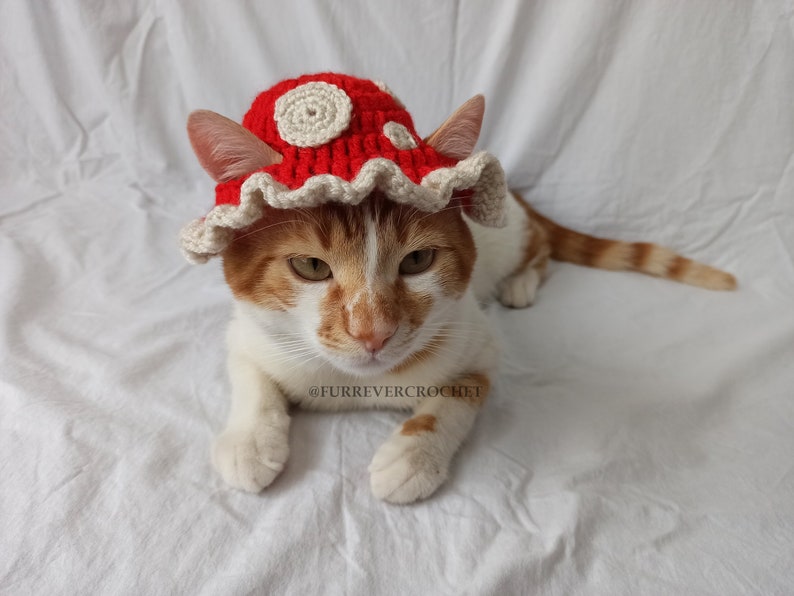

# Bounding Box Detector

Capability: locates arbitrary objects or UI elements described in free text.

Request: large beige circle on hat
[274,82,353,148]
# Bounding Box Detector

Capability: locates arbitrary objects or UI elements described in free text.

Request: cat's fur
[187,97,735,504]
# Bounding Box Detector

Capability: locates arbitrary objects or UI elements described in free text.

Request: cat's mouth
[323,347,403,377]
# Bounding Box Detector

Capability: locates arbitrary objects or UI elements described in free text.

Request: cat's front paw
[498,268,541,308]
[369,434,448,504]
[212,423,289,493]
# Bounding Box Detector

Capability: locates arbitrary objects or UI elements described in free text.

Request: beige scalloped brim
[180,151,506,264]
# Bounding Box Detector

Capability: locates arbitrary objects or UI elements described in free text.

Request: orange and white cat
[187,96,735,504]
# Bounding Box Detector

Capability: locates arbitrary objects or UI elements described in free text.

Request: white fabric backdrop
[2,1,793,593]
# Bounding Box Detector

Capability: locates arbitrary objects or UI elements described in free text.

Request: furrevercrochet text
[308,385,484,399]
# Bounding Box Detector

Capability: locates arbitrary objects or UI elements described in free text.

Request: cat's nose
[350,323,398,353]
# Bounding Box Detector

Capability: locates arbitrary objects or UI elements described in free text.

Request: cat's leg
[212,352,291,492]
[498,219,550,308]
[498,266,543,308]
[369,372,489,504]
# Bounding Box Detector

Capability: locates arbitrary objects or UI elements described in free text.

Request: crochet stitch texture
[181,73,507,263]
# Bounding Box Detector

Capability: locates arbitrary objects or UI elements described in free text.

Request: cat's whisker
[267,353,323,374]
[420,325,489,340]
[414,343,470,356]
[424,321,485,332]
[271,349,316,360]
[268,335,311,344]
[414,204,464,223]
[296,207,330,235]
[272,339,312,348]
[270,343,318,356]
[277,352,332,377]
[228,219,306,244]
[265,354,313,368]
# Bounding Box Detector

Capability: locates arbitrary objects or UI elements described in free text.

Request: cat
[186,93,736,504]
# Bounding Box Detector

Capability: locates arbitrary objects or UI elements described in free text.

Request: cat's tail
[528,207,737,291]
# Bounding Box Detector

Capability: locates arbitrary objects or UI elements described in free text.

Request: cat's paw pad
[498,268,541,308]
[212,424,289,493]
[369,434,448,504]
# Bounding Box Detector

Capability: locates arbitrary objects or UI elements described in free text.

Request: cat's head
[222,196,475,375]
[188,94,486,376]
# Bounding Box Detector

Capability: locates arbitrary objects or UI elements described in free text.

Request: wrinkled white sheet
[2,1,793,593]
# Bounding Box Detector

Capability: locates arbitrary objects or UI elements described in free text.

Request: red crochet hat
[181,73,506,263]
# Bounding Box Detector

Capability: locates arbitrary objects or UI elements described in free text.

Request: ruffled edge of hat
[179,151,506,264]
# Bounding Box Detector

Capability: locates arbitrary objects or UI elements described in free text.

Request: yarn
[181,73,507,264]
[274,82,353,148]
[382,121,418,150]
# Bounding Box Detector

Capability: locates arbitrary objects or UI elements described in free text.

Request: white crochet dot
[373,80,405,108]
[274,82,353,148]
[383,121,417,150]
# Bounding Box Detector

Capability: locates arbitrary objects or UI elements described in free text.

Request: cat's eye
[289,257,332,281]
[399,249,435,275]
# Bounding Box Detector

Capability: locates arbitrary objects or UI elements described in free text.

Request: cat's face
[223,195,476,377]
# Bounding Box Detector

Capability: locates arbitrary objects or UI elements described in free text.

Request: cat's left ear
[424,95,485,160]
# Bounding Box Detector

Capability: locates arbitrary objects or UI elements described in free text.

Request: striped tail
[528,207,737,291]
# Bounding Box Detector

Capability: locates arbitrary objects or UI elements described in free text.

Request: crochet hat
[180,73,507,263]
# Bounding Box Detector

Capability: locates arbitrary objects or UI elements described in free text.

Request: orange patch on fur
[450,372,490,406]
[631,242,655,270]
[401,414,437,436]
[665,255,690,280]
[222,208,304,310]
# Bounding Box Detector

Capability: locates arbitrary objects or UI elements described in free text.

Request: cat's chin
[324,353,400,378]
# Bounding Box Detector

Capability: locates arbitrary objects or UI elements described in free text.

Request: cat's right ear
[186,110,282,183]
